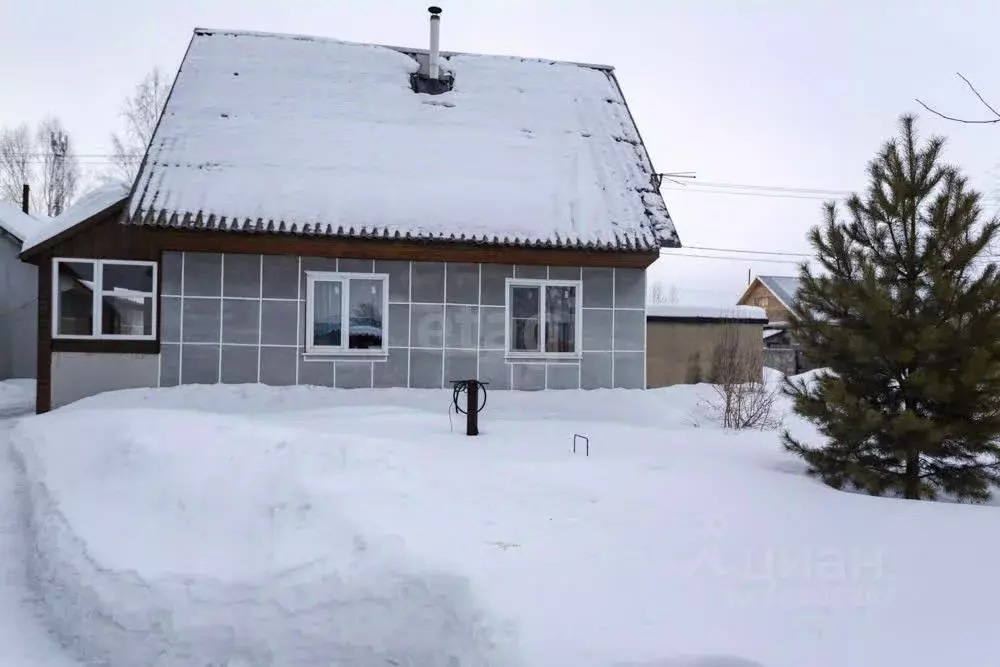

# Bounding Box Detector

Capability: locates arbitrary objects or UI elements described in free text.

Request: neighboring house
[0,201,43,380]
[19,24,680,413]
[736,275,812,375]
[736,275,800,326]
[646,305,767,387]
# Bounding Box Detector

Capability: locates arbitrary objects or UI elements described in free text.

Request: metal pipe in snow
[428,6,442,80]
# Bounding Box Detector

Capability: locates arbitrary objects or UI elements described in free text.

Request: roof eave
[20,200,128,264]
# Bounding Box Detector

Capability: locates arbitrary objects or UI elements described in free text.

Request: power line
[682,244,811,257]
[660,186,841,201]
[685,180,853,196]
[662,251,804,265]
[663,245,1000,264]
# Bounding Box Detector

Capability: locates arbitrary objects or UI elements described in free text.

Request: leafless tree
[916,73,1000,125]
[0,124,34,208]
[108,67,170,184]
[649,280,680,305]
[36,117,79,216]
[701,319,781,430]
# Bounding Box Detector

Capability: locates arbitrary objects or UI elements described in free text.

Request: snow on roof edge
[0,200,44,243]
[647,304,768,321]
[21,183,130,253]
[191,27,616,71]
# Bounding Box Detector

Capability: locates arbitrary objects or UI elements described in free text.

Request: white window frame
[51,258,158,341]
[505,278,583,359]
[305,271,390,356]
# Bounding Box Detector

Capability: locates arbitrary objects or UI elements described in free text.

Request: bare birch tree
[0,125,34,208]
[108,67,170,184]
[36,117,79,216]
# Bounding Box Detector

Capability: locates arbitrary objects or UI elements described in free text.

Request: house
[19,19,680,413]
[736,275,800,326]
[0,199,42,380]
[646,305,767,387]
[736,274,811,375]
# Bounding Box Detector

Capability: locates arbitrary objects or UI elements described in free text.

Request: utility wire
[682,180,853,196]
[681,245,812,257]
[662,251,804,265]
[660,186,842,201]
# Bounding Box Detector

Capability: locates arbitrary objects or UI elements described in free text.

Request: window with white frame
[305,271,389,354]
[506,279,582,356]
[52,258,158,340]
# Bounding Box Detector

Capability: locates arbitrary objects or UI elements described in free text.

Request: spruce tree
[784,114,1000,501]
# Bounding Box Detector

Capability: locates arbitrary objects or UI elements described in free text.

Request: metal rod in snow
[428,6,442,80]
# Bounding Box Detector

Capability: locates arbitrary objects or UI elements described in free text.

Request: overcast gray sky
[3,0,999,305]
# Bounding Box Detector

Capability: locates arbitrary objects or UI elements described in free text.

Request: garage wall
[646,319,764,387]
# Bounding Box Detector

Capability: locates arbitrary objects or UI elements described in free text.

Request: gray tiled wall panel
[262,255,298,299]
[221,346,259,384]
[184,253,221,297]
[373,348,408,388]
[181,344,219,385]
[223,254,261,298]
[335,361,373,389]
[446,263,479,304]
[160,252,645,392]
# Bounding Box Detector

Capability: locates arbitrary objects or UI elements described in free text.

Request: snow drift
[9,408,515,667]
[7,381,1000,666]
[0,379,35,418]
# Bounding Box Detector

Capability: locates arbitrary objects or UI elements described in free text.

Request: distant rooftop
[126,28,679,251]
[0,200,42,244]
[21,183,130,253]
[757,276,801,311]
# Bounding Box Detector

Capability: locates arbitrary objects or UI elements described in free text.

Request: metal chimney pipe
[428,6,442,80]
[21,184,29,214]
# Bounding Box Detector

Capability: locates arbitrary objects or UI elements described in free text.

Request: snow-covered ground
[0,379,35,418]
[2,378,999,666]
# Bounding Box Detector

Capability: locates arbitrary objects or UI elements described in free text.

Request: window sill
[302,350,389,362]
[505,353,582,362]
[51,338,160,354]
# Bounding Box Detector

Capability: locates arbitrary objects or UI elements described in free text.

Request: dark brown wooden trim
[23,205,659,270]
[147,228,659,268]
[35,259,52,414]
[50,339,161,354]
[20,200,127,263]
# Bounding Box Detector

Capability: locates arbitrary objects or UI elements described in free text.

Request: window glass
[545,285,577,353]
[56,261,95,336]
[102,263,155,292]
[312,281,343,347]
[348,278,384,350]
[510,285,541,352]
[101,295,154,336]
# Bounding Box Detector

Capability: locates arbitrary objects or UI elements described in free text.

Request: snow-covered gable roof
[21,183,130,253]
[126,28,679,251]
[757,275,801,312]
[0,200,42,244]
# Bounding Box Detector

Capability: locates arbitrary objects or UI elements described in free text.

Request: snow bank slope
[10,408,515,667]
[10,382,1000,667]
[0,379,35,418]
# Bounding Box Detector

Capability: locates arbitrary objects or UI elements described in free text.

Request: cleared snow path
[0,417,79,667]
